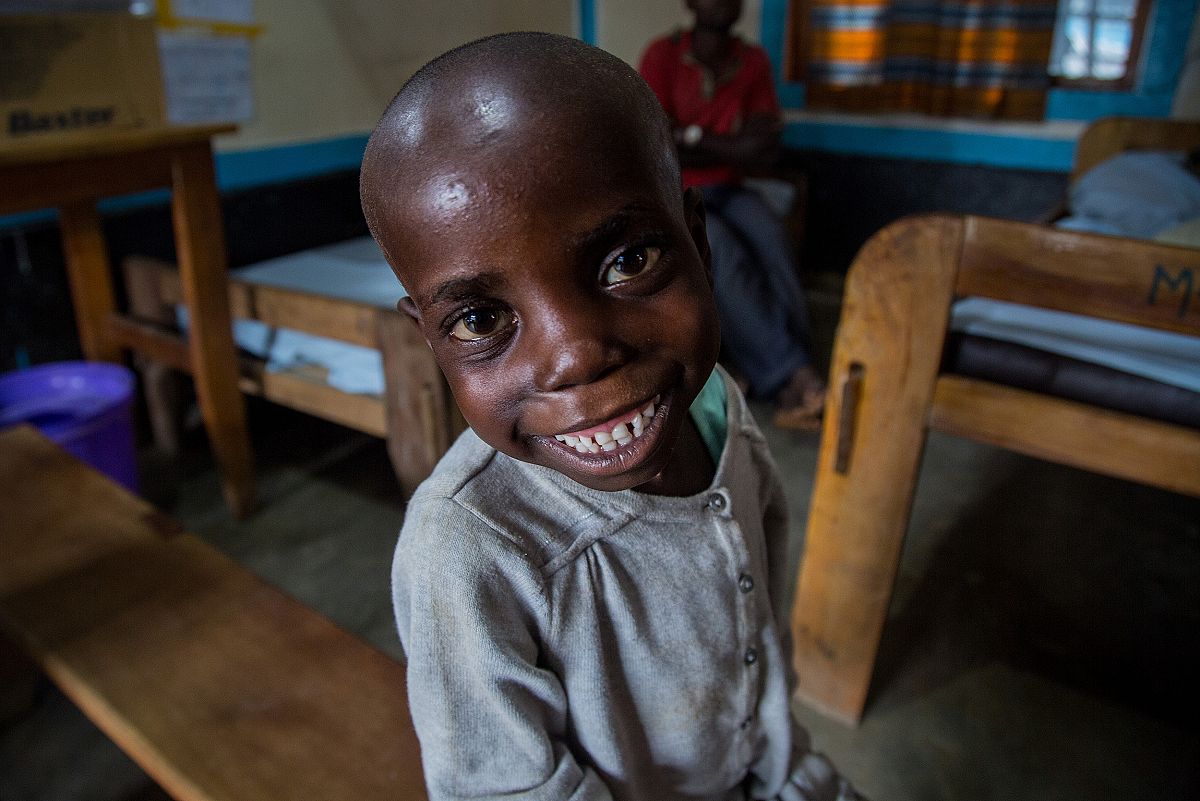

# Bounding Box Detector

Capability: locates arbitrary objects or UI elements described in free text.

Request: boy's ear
[398,295,420,320]
[398,296,436,349]
[397,296,428,337]
[682,187,713,287]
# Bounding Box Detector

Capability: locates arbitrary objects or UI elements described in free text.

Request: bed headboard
[1072,116,1200,182]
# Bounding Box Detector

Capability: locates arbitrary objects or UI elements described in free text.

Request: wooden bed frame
[123,257,464,498]
[790,117,1200,725]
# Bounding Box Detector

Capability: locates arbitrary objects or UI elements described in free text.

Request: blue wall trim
[216,134,367,192]
[782,122,1075,171]
[578,0,597,45]
[759,0,1197,171]
[0,134,369,232]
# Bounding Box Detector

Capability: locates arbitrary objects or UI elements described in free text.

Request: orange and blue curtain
[789,0,1058,119]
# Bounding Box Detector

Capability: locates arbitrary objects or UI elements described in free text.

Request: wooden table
[0,426,427,801]
[0,126,255,517]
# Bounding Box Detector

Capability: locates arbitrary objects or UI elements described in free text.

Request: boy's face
[374,96,719,492]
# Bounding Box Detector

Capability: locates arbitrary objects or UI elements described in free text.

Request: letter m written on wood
[1148,265,1195,317]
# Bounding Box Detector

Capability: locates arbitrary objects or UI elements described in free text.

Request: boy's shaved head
[360,32,679,270]
[359,32,719,494]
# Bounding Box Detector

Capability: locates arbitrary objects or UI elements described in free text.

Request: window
[1049,0,1152,88]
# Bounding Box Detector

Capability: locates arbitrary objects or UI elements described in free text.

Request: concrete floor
[2,384,1198,800]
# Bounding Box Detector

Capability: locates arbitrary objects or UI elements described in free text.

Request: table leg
[59,202,123,363]
[169,142,257,518]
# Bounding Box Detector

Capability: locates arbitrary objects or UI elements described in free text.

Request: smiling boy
[360,32,858,801]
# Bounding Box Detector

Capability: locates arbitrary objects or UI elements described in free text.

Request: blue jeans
[701,184,812,399]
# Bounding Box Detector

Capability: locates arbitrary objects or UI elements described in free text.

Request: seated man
[639,0,824,429]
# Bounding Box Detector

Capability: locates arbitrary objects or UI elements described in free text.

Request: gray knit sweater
[392,374,857,801]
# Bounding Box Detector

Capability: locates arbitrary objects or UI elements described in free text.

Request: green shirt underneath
[688,369,728,466]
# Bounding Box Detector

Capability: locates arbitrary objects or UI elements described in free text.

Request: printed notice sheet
[158,31,254,124]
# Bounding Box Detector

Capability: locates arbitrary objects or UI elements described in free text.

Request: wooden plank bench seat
[0,425,427,801]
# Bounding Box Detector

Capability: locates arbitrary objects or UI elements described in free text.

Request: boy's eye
[602,246,661,286]
[450,307,513,341]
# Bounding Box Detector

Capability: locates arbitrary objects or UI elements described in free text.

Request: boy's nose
[531,310,630,393]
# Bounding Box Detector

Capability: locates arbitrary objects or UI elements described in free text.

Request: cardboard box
[0,12,166,146]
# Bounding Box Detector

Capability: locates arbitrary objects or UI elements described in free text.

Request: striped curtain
[789,0,1058,119]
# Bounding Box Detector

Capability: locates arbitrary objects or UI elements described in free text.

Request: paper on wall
[169,0,254,25]
[157,30,253,124]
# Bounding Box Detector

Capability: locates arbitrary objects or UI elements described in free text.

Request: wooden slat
[0,125,235,168]
[245,286,380,348]
[0,426,426,801]
[156,267,382,348]
[791,214,965,724]
[931,375,1200,499]
[58,202,124,363]
[238,363,389,438]
[958,216,1200,336]
[1072,117,1200,181]
[0,148,175,214]
[108,314,192,373]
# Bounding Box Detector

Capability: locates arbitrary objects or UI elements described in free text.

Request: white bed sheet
[950,298,1200,393]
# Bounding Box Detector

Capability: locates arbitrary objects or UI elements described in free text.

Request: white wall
[220,0,761,152]
[223,0,574,151]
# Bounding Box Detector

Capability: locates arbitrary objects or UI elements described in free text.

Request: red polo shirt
[638,30,780,189]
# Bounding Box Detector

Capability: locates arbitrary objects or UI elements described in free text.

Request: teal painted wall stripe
[0,133,369,231]
[579,0,597,45]
[782,122,1076,171]
[216,134,367,192]
[759,0,806,109]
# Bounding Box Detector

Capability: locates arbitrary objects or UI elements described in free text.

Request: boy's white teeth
[555,396,659,454]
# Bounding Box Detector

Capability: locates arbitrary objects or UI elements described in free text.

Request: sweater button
[743,646,757,665]
[706,493,726,512]
[738,573,755,593]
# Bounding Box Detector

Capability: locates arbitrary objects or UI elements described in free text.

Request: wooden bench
[0,425,427,800]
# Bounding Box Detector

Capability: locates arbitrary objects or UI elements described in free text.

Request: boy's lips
[554,395,660,453]
[532,391,673,479]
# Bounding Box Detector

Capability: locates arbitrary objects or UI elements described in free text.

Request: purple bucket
[0,361,138,492]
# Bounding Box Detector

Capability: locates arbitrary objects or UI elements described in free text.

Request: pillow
[1068,151,1200,239]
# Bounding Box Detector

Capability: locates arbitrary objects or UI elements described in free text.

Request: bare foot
[772,365,825,431]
